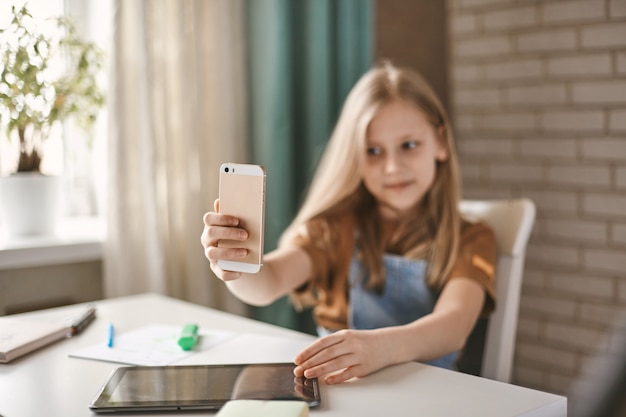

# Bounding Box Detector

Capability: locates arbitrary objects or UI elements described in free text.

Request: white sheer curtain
[105,0,248,315]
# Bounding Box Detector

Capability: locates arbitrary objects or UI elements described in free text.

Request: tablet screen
[89,363,320,413]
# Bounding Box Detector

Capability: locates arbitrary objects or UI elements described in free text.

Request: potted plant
[0,5,105,237]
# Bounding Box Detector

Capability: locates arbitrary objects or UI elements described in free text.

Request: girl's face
[362,99,448,220]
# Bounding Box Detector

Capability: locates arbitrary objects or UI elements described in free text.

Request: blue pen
[106,323,114,348]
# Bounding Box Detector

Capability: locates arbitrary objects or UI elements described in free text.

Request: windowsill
[0,217,105,270]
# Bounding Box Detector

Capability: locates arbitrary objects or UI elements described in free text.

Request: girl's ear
[435,125,449,162]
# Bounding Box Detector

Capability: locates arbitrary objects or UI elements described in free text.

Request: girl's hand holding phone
[216,163,266,274]
[201,199,249,281]
[202,163,266,277]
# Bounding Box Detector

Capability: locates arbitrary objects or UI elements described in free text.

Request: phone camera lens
[224,167,229,173]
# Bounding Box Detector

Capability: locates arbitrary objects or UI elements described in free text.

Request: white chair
[459,198,536,383]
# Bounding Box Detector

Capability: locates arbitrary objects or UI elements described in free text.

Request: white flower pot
[0,173,62,238]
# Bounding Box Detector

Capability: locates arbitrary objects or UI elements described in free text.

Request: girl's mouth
[384,180,412,190]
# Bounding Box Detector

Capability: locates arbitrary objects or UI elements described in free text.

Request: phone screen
[218,163,266,273]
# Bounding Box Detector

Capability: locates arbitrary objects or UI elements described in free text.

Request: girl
[201,62,496,385]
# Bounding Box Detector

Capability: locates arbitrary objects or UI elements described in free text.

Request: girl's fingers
[208,259,242,282]
[293,330,380,384]
[294,334,343,366]
[201,205,248,278]
[201,212,247,249]
[204,245,247,262]
[294,332,355,379]
[203,211,240,228]
[301,353,355,380]
[324,365,360,385]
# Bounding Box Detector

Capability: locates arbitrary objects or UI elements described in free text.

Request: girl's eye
[366,146,382,156]
[402,140,419,150]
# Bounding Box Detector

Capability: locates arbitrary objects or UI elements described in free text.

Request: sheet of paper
[176,332,315,366]
[69,324,236,366]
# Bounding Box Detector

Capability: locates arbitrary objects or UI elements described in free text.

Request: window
[0,0,110,269]
[0,0,111,235]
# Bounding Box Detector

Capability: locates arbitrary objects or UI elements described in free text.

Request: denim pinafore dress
[348,252,459,370]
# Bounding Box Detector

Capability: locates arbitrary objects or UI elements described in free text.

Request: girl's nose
[384,152,401,173]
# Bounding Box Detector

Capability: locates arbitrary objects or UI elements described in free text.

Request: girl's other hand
[293,329,393,384]
[201,199,249,281]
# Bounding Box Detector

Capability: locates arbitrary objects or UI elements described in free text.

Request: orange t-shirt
[289,215,497,330]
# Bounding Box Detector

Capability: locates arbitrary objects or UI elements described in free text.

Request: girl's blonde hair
[280,62,461,290]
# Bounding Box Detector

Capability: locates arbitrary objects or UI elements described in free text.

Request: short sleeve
[448,221,497,316]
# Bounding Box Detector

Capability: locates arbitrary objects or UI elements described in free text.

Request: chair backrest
[459,198,536,383]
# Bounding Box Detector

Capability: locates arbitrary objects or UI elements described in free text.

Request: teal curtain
[245,0,374,333]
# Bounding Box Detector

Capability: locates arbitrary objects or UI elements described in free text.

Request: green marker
[177,323,199,351]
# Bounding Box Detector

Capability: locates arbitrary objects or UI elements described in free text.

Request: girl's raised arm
[201,199,312,306]
[224,245,312,306]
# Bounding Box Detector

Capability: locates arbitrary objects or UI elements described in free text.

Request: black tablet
[89,363,321,413]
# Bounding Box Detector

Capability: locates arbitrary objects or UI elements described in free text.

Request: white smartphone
[217,163,266,273]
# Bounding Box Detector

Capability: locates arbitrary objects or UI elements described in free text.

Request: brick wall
[447,0,626,403]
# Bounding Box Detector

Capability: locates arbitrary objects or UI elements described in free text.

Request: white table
[0,293,567,416]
